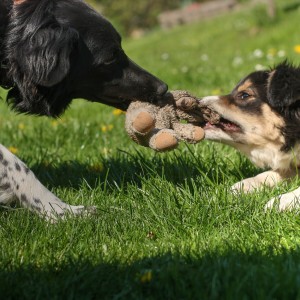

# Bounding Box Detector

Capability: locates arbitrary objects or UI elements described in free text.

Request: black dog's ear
[21,26,79,87]
[267,61,300,107]
[7,1,79,87]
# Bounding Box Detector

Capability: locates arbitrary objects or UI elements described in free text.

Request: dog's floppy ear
[267,61,300,108]
[20,26,79,87]
[7,0,79,87]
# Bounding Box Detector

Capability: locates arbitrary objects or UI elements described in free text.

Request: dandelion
[18,123,25,130]
[113,109,125,116]
[101,124,113,132]
[101,147,111,157]
[102,147,110,155]
[8,146,18,154]
[51,120,58,127]
[267,48,276,60]
[268,48,276,56]
[89,163,104,172]
[42,160,50,167]
[211,88,222,95]
[294,45,300,54]
[140,270,153,283]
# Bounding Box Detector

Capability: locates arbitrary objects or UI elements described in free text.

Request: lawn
[1,1,300,299]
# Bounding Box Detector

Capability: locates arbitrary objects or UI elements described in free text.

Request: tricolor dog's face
[200,62,300,169]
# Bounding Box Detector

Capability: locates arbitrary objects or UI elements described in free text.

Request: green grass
[1,1,300,299]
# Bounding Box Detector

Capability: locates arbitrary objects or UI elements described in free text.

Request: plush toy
[125,90,219,151]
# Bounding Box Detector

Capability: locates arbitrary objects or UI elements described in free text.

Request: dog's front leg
[231,170,287,193]
[265,186,300,211]
[0,144,94,221]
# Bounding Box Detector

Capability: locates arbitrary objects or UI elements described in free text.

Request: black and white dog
[201,62,300,211]
[0,0,167,220]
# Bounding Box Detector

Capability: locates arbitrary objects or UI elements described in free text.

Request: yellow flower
[51,120,58,127]
[18,123,25,130]
[140,270,153,283]
[42,160,50,167]
[268,48,276,56]
[101,124,113,132]
[294,45,300,54]
[211,88,222,95]
[9,146,18,154]
[113,109,125,116]
[89,163,104,172]
[102,147,111,156]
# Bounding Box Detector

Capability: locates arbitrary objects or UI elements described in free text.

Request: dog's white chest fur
[236,143,299,172]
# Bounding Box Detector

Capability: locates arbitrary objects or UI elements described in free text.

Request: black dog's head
[4,0,167,116]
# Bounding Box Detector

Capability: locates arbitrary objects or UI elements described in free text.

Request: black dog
[0,0,167,220]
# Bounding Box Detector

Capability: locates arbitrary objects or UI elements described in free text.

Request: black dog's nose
[156,82,168,96]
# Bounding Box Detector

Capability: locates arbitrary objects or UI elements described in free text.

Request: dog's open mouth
[204,117,241,132]
[201,107,241,133]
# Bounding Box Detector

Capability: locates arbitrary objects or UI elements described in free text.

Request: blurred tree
[86,0,245,36]
[100,0,182,35]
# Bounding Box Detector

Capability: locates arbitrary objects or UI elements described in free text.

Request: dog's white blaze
[236,144,293,171]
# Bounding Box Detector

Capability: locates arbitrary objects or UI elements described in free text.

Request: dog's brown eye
[240,92,250,100]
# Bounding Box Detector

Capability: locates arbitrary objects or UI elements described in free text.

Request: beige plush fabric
[125,90,212,152]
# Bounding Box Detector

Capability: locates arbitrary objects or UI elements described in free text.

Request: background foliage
[86,0,244,35]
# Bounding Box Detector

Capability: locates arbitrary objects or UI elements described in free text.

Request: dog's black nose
[156,82,168,96]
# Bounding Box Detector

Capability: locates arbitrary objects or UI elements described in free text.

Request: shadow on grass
[30,148,259,192]
[1,249,300,299]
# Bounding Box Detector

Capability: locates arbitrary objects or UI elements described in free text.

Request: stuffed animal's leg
[172,123,205,144]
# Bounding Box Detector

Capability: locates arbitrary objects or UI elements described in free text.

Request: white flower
[201,54,209,61]
[161,53,169,60]
[232,56,243,66]
[253,49,264,58]
[255,64,267,71]
[277,50,286,58]
[181,66,189,73]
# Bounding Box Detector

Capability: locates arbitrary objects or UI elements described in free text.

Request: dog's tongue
[219,120,240,132]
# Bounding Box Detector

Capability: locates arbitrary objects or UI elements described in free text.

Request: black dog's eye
[103,57,117,65]
[102,49,121,66]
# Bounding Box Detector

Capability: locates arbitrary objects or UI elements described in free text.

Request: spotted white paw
[45,204,97,222]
